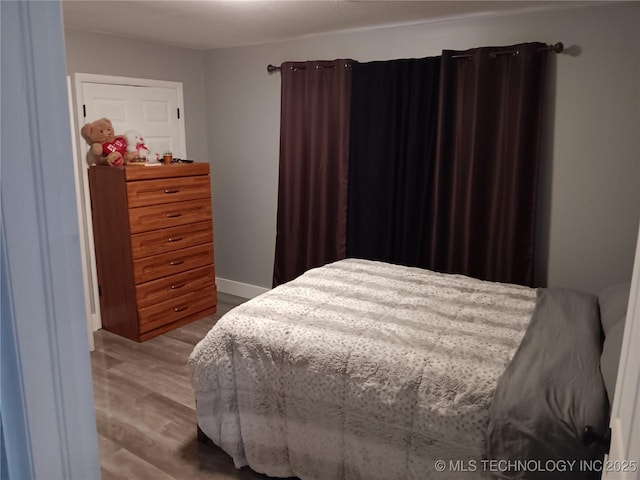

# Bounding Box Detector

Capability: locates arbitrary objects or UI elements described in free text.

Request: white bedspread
[189,259,537,480]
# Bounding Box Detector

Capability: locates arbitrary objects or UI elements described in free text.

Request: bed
[189,259,620,480]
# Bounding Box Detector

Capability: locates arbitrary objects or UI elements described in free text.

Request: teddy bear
[124,130,152,162]
[80,118,133,166]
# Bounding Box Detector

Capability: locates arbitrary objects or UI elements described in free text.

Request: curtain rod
[451,42,564,60]
[266,42,563,73]
[267,63,339,73]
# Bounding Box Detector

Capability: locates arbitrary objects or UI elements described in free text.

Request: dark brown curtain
[347,57,441,267]
[428,43,549,286]
[272,59,352,287]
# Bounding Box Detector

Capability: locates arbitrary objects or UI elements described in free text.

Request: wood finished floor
[91,292,293,480]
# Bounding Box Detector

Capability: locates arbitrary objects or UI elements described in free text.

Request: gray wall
[65,2,640,296]
[205,2,640,294]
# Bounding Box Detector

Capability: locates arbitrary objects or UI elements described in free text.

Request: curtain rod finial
[267,64,281,73]
[551,42,564,53]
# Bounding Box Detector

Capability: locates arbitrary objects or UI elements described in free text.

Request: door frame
[73,73,187,335]
[603,221,640,479]
[68,75,94,351]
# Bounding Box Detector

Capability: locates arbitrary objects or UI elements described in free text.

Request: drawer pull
[169,260,184,266]
[167,237,183,243]
[165,212,182,218]
[164,189,180,194]
[171,283,186,290]
[174,305,188,313]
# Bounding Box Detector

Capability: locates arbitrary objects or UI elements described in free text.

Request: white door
[73,73,187,334]
[81,82,185,160]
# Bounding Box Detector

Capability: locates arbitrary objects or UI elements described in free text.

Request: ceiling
[61,0,592,51]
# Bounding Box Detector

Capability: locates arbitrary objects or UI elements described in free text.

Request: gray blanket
[487,288,609,479]
[189,259,538,480]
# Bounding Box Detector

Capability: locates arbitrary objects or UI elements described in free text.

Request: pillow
[598,282,630,404]
[600,318,626,405]
[598,282,630,335]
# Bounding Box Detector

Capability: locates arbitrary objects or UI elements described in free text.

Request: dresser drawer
[135,264,215,308]
[130,220,213,259]
[124,163,209,181]
[133,243,214,284]
[129,198,212,234]
[126,175,211,208]
[138,284,217,334]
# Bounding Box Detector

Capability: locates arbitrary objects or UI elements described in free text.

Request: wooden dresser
[88,163,217,342]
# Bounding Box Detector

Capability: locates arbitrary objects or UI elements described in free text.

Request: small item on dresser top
[123,130,152,163]
[163,151,173,165]
[174,158,194,163]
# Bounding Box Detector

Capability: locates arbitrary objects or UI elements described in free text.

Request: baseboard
[216,277,270,299]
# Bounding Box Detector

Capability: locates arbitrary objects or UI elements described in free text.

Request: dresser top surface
[89,162,210,181]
